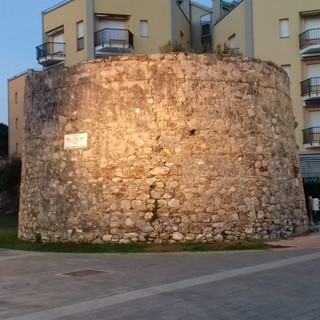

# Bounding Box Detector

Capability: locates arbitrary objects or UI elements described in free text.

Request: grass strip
[0,215,277,253]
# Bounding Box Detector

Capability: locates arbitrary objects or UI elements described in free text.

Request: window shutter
[140,20,148,37]
[279,19,289,38]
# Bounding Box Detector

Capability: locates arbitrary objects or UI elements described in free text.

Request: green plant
[0,154,22,197]
[160,40,186,53]
[150,199,159,223]
[149,183,159,223]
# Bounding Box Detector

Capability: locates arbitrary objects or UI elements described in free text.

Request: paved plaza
[1,234,320,320]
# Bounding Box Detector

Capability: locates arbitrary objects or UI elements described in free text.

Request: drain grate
[61,269,109,278]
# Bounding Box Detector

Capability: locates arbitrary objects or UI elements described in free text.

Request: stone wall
[19,53,308,243]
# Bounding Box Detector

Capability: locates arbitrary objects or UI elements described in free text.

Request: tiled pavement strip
[266,232,320,249]
[1,233,320,320]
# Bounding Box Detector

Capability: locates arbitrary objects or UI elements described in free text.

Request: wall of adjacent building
[213,0,247,54]
[190,3,212,53]
[172,0,191,50]
[8,73,28,156]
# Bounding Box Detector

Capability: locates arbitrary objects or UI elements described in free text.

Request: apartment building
[213,0,320,196]
[36,0,194,68]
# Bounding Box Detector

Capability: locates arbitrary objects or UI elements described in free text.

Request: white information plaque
[64,133,88,150]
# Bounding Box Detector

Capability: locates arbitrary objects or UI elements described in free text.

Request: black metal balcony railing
[36,42,65,60]
[94,28,134,49]
[303,127,320,144]
[301,77,320,96]
[299,28,320,49]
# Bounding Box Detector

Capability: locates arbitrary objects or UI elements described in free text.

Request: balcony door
[304,16,320,31]
[307,63,320,78]
[52,33,65,54]
[97,18,126,42]
[309,111,320,128]
[309,111,320,144]
[307,64,320,95]
[98,19,125,31]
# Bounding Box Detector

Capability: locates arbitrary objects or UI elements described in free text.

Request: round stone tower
[19,54,308,243]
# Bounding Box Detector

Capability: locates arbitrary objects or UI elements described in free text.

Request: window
[140,20,148,37]
[228,34,239,56]
[279,19,289,38]
[15,118,18,130]
[15,143,19,154]
[15,92,18,104]
[201,23,211,37]
[281,65,291,82]
[77,21,84,51]
[228,34,236,49]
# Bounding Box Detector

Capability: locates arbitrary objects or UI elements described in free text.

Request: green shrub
[0,154,22,197]
[160,40,186,53]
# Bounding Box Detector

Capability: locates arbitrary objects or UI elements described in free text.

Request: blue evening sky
[0,0,213,125]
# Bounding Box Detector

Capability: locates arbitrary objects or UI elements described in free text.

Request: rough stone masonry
[19,53,309,243]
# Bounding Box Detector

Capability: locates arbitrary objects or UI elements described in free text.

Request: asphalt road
[1,243,320,320]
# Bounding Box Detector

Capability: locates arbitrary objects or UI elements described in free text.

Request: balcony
[94,28,134,56]
[36,42,65,67]
[301,77,320,106]
[299,28,320,59]
[303,127,320,148]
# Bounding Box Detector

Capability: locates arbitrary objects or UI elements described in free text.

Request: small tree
[0,154,22,197]
[0,123,8,157]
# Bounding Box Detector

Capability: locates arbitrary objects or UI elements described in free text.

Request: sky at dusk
[0,0,214,125]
